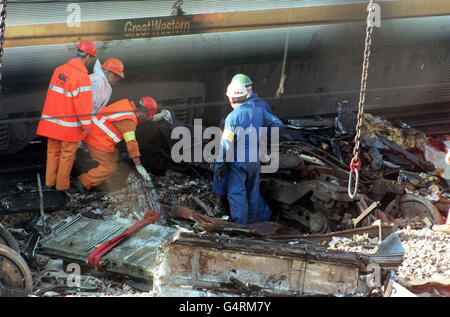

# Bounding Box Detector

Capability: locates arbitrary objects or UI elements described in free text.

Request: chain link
[348,0,376,199]
[0,0,7,94]
[353,0,376,162]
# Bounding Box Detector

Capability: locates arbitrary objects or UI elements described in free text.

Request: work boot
[61,188,78,196]
[44,185,55,191]
[74,179,88,195]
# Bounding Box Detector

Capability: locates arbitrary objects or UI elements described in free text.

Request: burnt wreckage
[1,0,450,298]
[82,113,447,232]
[1,108,449,296]
[131,110,448,235]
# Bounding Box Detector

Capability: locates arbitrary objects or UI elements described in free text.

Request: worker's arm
[214,117,234,184]
[112,119,151,181]
[73,75,94,133]
[152,110,173,123]
[262,109,283,128]
[112,119,141,159]
[216,115,235,165]
[262,100,272,114]
[90,74,106,113]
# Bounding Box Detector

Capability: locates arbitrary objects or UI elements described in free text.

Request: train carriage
[0,0,449,153]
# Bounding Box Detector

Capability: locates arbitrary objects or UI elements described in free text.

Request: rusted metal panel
[153,232,361,296]
[39,216,402,296]
[40,216,177,282]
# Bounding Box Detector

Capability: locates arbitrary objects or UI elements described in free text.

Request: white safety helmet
[226,81,247,98]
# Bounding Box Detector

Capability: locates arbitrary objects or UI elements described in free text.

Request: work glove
[446,150,450,165]
[136,165,151,182]
[153,110,173,123]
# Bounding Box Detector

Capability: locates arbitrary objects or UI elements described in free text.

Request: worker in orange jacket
[36,40,97,191]
[75,97,158,193]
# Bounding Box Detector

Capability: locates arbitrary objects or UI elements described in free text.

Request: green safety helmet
[231,74,253,87]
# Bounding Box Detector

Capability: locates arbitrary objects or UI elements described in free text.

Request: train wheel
[0,225,20,253]
[0,244,33,297]
[385,194,444,225]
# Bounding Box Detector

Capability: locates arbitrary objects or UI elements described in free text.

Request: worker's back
[37,58,93,142]
[223,101,281,163]
[84,99,137,153]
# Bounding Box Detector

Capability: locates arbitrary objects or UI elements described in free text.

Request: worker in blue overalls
[213,74,277,222]
[214,81,282,224]
[233,74,275,221]
[231,73,272,113]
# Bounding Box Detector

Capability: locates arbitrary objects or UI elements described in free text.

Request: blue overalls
[248,93,272,114]
[214,100,282,224]
[212,94,276,221]
[247,93,273,219]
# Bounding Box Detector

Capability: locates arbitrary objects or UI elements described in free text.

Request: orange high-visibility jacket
[83,99,138,153]
[37,58,93,142]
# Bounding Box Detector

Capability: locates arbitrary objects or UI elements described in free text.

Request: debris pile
[396,228,450,280]
[262,112,449,235]
[1,111,450,297]
[155,170,218,216]
[327,234,379,255]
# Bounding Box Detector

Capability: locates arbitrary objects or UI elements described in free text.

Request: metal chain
[348,0,376,199]
[0,0,7,94]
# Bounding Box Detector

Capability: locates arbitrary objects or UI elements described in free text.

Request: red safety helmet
[102,58,125,79]
[77,40,97,58]
[139,96,158,117]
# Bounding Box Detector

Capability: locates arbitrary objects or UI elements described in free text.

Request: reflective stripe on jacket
[37,58,93,142]
[83,99,138,152]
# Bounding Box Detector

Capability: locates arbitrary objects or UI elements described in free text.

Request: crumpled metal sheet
[40,215,177,283]
[153,231,362,296]
[170,205,301,237]
[153,228,405,297]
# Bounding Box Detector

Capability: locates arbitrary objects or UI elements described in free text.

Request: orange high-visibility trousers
[45,138,79,190]
[78,144,118,190]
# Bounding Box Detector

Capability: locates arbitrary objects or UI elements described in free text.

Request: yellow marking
[124,18,191,38]
[222,129,235,142]
[123,131,136,142]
